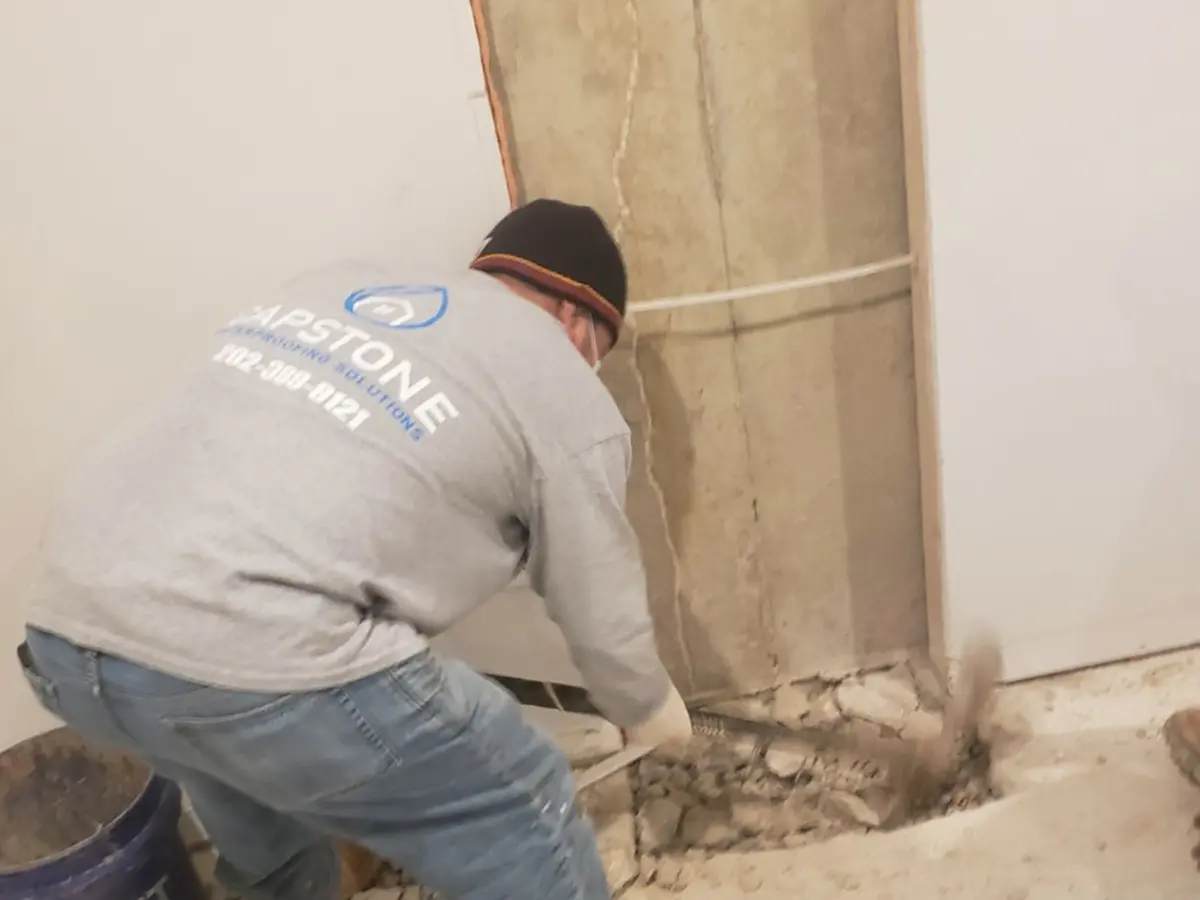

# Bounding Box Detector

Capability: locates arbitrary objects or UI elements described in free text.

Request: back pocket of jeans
[164,690,398,808]
[17,641,61,717]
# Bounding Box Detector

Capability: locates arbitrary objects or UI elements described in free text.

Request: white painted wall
[0,1,514,750]
[919,1,1200,678]
[432,575,585,685]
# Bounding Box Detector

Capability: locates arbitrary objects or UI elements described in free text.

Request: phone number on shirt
[212,342,370,432]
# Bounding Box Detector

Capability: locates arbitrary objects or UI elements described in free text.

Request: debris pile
[355,658,996,899]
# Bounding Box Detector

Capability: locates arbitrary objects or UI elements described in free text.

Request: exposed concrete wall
[483,0,925,697]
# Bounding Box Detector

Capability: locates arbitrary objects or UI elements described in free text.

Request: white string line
[626,253,914,315]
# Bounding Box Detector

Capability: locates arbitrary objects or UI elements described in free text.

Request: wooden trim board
[470,0,520,208]
[896,0,947,676]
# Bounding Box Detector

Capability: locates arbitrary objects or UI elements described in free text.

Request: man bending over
[19,198,692,900]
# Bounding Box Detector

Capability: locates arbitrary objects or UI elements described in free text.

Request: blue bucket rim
[0,769,177,881]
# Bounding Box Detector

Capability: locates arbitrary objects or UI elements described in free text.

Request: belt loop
[84,649,103,699]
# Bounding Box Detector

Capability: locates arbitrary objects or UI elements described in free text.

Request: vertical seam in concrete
[612,0,696,691]
[897,0,944,674]
[609,0,638,245]
[691,0,726,222]
[691,0,779,680]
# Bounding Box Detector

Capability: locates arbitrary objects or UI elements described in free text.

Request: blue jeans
[21,628,612,900]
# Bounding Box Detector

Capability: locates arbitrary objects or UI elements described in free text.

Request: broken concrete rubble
[646,854,688,892]
[763,745,808,778]
[900,708,944,742]
[618,659,994,889]
[356,660,996,898]
[821,788,888,828]
[834,669,920,730]
[637,796,684,852]
[679,803,738,848]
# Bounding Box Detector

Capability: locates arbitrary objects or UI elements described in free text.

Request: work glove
[623,681,693,753]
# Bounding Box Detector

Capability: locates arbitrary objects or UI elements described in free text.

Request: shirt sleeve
[527,435,673,728]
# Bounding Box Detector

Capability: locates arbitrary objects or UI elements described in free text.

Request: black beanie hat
[470,198,628,341]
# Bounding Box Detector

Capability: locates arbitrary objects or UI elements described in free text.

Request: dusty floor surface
[622,645,1200,900]
[188,646,1200,899]
[359,657,995,898]
[349,646,1200,899]
[627,766,1197,899]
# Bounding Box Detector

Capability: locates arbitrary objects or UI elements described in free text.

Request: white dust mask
[586,314,601,373]
[563,313,602,373]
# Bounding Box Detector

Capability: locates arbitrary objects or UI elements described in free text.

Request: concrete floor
[191,646,1200,899]
[626,646,1200,899]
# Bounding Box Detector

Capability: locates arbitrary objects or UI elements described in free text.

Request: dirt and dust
[0,727,150,871]
[618,657,997,893]
[1162,708,1200,870]
[357,658,999,899]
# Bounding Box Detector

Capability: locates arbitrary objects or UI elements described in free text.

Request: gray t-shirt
[26,265,671,727]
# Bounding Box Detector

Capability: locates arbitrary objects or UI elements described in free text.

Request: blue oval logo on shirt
[343,285,449,330]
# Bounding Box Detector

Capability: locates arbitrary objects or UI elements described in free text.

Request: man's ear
[551,299,575,327]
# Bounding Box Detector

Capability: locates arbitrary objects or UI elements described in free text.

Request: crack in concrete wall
[608,0,698,692]
[690,0,724,210]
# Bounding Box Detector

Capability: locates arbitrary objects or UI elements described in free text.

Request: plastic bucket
[0,727,206,900]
